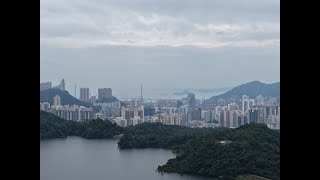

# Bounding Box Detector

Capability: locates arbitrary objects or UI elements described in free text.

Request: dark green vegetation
[40,111,123,139]
[118,123,222,149]
[118,123,279,180]
[206,81,280,103]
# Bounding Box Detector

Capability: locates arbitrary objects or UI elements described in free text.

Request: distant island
[172,87,232,96]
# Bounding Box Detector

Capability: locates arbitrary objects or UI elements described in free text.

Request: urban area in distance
[40,79,280,130]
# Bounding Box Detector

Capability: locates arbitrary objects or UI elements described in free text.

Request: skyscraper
[187,93,196,108]
[53,95,61,106]
[248,108,259,123]
[53,78,65,91]
[40,82,52,91]
[80,88,90,102]
[232,111,239,128]
[228,103,239,111]
[225,110,232,128]
[98,88,112,101]
[242,99,249,112]
[218,109,226,127]
[249,99,255,109]
[60,79,65,91]
[90,96,96,105]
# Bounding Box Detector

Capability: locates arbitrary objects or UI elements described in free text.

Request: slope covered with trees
[40,111,123,139]
[118,123,280,180]
[118,123,226,149]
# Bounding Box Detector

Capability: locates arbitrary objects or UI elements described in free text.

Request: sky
[40,0,280,98]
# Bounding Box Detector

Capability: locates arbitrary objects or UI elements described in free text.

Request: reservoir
[40,136,214,180]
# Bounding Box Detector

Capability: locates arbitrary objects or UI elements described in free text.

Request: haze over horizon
[40,0,280,97]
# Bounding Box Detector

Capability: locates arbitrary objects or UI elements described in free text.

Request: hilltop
[206,81,280,103]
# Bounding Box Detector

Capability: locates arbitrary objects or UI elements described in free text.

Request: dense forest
[118,123,279,180]
[118,123,230,149]
[40,111,123,139]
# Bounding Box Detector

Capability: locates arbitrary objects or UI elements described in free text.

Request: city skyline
[41,79,279,99]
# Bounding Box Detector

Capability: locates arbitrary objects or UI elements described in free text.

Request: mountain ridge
[206,81,280,103]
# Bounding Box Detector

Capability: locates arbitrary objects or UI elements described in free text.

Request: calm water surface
[40,136,215,180]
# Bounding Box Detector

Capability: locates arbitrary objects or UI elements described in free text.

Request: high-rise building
[187,108,201,121]
[249,99,255,109]
[106,88,112,97]
[238,114,248,126]
[53,79,65,91]
[120,107,143,122]
[90,96,96,105]
[232,111,239,128]
[49,104,93,121]
[228,103,239,111]
[40,82,52,91]
[225,110,232,128]
[187,93,196,108]
[256,94,264,105]
[218,109,226,127]
[242,99,249,112]
[40,102,50,111]
[162,114,181,126]
[248,108,259,123]
[98,88,113,101]
[144,106,156,116]
[53,95,61,106]
[80,88,90,102]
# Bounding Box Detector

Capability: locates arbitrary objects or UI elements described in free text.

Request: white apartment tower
[53,95,61,106]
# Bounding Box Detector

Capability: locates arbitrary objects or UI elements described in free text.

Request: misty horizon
[41,0,279,98]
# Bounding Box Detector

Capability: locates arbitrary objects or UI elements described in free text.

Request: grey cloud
[41,0,279,48]
[41,0,279,93]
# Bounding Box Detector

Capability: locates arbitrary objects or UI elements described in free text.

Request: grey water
[40,136,215,180]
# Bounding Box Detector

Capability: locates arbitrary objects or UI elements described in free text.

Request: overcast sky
[40,0,280,97]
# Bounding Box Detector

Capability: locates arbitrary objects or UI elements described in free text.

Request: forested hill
[40,111,123,140]
[206,81,280,103]
[118,123,280,180]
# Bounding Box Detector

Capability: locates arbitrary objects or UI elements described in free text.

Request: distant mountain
[40,88,122,111]
[206,81,280,103]
[40,88,95,108]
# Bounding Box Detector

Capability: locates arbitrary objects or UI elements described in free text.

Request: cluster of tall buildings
[40,95,94,121]
[111,106,144,127]
[40,80,280,130]
[214,95,280,129]
[40,79,65,91]
[79,87,112,103]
